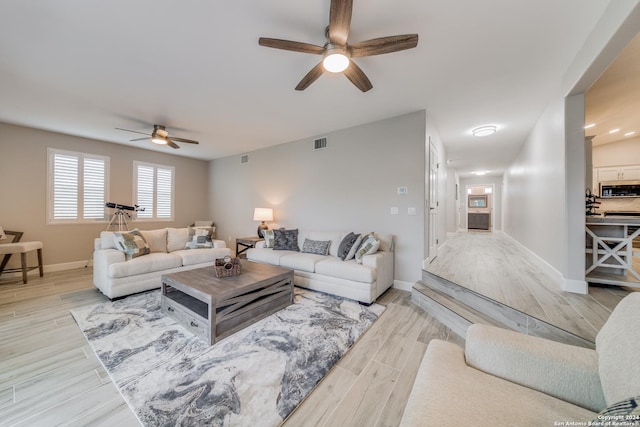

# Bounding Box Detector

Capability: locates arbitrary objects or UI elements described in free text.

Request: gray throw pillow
[302,238,331,255]
[338,232,359,260]
[344,233,363,261]
[273,228,300,251]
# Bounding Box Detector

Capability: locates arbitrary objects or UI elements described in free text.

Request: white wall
[503,95,566,273]
[593,136,640,166]
[208,111,429,285]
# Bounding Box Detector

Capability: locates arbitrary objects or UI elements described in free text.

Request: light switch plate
[391,207,399,215]
[408,207,417,215]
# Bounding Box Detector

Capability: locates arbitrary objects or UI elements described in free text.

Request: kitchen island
[585,215,640,288]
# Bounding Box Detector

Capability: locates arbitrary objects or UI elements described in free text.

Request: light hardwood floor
[0,269,458,427]
[426,231,635,341]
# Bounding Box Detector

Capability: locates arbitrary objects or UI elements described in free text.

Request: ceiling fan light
[151,135,167,145]
[323,50,349,73]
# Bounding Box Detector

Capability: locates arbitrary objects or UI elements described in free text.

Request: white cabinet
[596,166,640,182]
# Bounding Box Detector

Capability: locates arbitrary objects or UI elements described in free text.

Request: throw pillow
[273,228,300,251]
[186,226,214,249]
[263,229,275,248]
[302,238,331,255]
[344,233,363,261]
[139,228,168,253]
[338,232,359,260]
[354,234,380,264]
[593,396,640,424]
[113,229,150,260]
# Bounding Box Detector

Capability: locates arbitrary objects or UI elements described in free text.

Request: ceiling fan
[115,124,199,149]
[258,0,418,92]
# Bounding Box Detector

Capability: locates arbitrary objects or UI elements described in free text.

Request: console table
[585,216,640,288]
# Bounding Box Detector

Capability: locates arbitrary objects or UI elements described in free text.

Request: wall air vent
[240,154,249,164]
[313,137,328,151]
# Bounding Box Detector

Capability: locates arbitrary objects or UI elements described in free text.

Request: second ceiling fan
[259,0,418,92]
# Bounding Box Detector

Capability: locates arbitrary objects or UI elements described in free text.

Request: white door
[428,142,438,261]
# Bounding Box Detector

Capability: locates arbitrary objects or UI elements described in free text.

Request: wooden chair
[0,231,44,284]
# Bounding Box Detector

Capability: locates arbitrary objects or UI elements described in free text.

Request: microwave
[600,181,640,198]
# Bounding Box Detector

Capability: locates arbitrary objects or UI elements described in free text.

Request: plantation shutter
[53,152,79,220]
[134,162,173,220]
[83,157,106,219]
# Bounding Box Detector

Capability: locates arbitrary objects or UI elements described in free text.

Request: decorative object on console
[71,288,385,426]
[273,228,300,251]
[301,238,331,255]
[585,189,600,216]
[112,229,150,260]
[253,208,274,238]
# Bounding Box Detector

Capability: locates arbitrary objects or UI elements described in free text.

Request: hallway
[425,231,632,341]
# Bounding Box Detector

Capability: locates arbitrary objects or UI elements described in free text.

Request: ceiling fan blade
[350,34,419,57]
[169,137,199,145]
[343,60,372,92]
[259,38,325,55]
[130,137,151,142]
[116,127,151,136]
[329,0,353,45]
[167,140,180,149]
[295,62,325,91]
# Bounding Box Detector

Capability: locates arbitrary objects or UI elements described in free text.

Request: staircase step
[415,270,594,349]
[412,281,507,339]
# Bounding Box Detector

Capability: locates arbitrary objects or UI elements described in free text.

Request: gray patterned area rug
[71,288,385,427]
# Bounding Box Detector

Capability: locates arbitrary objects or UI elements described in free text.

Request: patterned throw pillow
[354,234,380,264]
[594,396,640,424]
[186,226,214,249]
[344,233,363,261]
[263,229,275,248]
[338,232,359,260]
[113,229,150,260]
[273,228,300,251]
[302,238,331,255]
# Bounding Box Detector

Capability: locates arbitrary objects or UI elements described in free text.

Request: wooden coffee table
[161,260,294,345]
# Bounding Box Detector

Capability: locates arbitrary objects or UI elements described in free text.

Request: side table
[235,236,263,258]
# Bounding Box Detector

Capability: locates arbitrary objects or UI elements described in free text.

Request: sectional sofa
[247,230,394,304]
[400,292,640,426]
[93,227,230,299]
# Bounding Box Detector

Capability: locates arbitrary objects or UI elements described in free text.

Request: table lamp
[253,208,273,238]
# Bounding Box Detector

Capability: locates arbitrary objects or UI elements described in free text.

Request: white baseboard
[563,278,588,294]
[393,280,414,291]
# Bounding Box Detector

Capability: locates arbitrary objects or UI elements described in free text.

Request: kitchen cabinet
[596,165,640,182]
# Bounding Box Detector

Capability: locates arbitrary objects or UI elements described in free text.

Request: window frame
[47,148,110,224]
[133,161,175,222]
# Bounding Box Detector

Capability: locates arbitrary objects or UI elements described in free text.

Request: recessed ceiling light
[472,125,497,137]
[473,170,488,176]
[625,131,636,137]
[584,123,596,129]
[609,129,620,134]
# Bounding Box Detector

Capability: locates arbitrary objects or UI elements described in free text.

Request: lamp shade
[253,208,273,222]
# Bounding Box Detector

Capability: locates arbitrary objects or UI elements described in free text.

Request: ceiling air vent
[314,137,328,151]
[240,154,249,164]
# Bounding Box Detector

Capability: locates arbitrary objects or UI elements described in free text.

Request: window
[134,161,174,221]
[47,148,109,224]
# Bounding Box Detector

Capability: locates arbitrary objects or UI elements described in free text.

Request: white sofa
[400,292,640,426]
[93,227,230,299]
[246,230,394,304]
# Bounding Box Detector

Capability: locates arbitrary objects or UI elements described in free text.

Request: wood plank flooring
[426,231,635,341]
[0,269,459,426]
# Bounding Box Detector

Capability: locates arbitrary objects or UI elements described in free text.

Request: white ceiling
[0,1,614,177]
[586,32,640,146]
